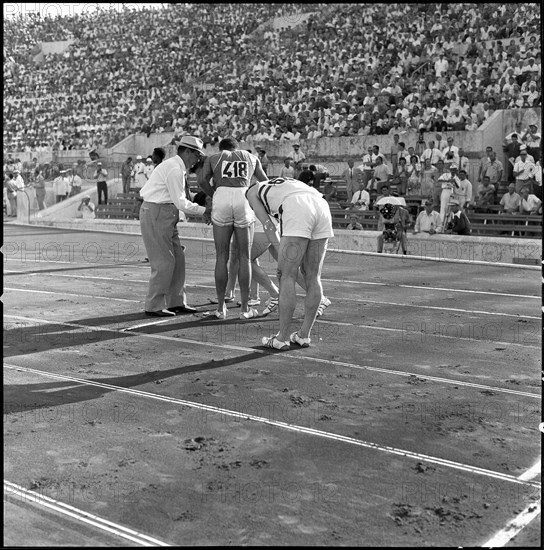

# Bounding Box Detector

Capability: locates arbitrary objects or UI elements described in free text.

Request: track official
[139,135,206,317]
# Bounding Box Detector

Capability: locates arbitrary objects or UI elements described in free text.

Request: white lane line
[324,278,540,300]
[4,287,138,303]
[5,262,540,300]
[317,319,541,350]
[4,314,541,400]
[481,459,541,547]
[3,365,541,491]
[4,284,539,322]
[518,459,542,482]
[4,481,170,546]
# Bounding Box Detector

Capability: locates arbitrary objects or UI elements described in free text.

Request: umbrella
[374,196,402,206]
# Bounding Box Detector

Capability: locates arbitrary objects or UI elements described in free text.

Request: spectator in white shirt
[519,186,542,214]
[414,199,442,234]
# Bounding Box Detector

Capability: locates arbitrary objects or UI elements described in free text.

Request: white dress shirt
[140,155,205,215]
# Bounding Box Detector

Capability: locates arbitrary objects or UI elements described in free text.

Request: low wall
[24,218,541,267]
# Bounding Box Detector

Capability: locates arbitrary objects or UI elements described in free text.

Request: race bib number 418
[221,161,248,179]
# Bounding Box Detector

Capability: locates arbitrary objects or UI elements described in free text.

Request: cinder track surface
[3,224,541,547]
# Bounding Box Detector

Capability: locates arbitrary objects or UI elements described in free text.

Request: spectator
[350,180,370,211]
[513,146,536,192]
[393,156,410,196]
[94,161,108,205]
[477,146,494,183]
[309,164,328,191]
[53,169,70,203]
[503,133,521,183]
[121,157,134,194]
[291,143,306,174]
[518,186,542,215]
[454,169,473,210]
[444,198,471,235]
[34,168,46,210]
[68,164,83,197]
[322,177,338,203]
[342,160,358,202]
[346,213,363,230]
[406,155,422,196]
[420,158,438,201]
[132,155,147,189]
[521,123,541,163]
[442,136,460,165]
[5,173,18,216]
[420,140,444,166]
[144,157,155,180]
[499,183,521,213]
[279,158,295,179]
[369,155,391,195]
[438,162,460,226]
[481,150,503,187]
[297,164,315,187]
[77,195,95,219]
[458,147,470,174]
[414,199,442,234]
[474,175,497,212]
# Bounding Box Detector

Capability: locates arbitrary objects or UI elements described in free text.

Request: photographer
[77,195,95,219]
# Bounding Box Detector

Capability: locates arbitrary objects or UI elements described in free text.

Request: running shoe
[239,308,259,319]
[262,297,279,316]
[237,299,260,306]
[290,331,311,348]
[202,308,227,320]
[316,296,331,317]
[261,335,290,350]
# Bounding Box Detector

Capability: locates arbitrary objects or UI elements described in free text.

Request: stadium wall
[27,217,541,266]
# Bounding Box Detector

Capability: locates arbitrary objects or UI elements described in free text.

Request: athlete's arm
[246,185,280,248]
[252,157,268,183]
[197,156,215,197]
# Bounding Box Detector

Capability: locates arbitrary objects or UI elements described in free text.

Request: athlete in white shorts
[246,177,334,350]
[198,137,268,319]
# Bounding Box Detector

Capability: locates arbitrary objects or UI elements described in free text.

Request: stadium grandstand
[3,2,542,233]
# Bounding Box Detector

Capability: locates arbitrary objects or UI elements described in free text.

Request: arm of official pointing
[165,166,205,215]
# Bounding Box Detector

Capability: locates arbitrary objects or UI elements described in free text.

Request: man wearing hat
[513,146,536,193]
[131,155,147,189]
[139,135,207,317]
[444,198,471,235]
[93,161,108,205]
[143,157,155,180]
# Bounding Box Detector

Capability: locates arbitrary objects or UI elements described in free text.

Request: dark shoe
[145,309,176,317]
[167,305,197,314]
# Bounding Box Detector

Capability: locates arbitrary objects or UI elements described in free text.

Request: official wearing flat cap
[139,135,207,316]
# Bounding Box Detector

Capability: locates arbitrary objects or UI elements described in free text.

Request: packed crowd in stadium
[3,3,541,153]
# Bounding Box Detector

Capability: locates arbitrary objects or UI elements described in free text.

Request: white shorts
[279,194,334,240]
[212,186,254,228]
